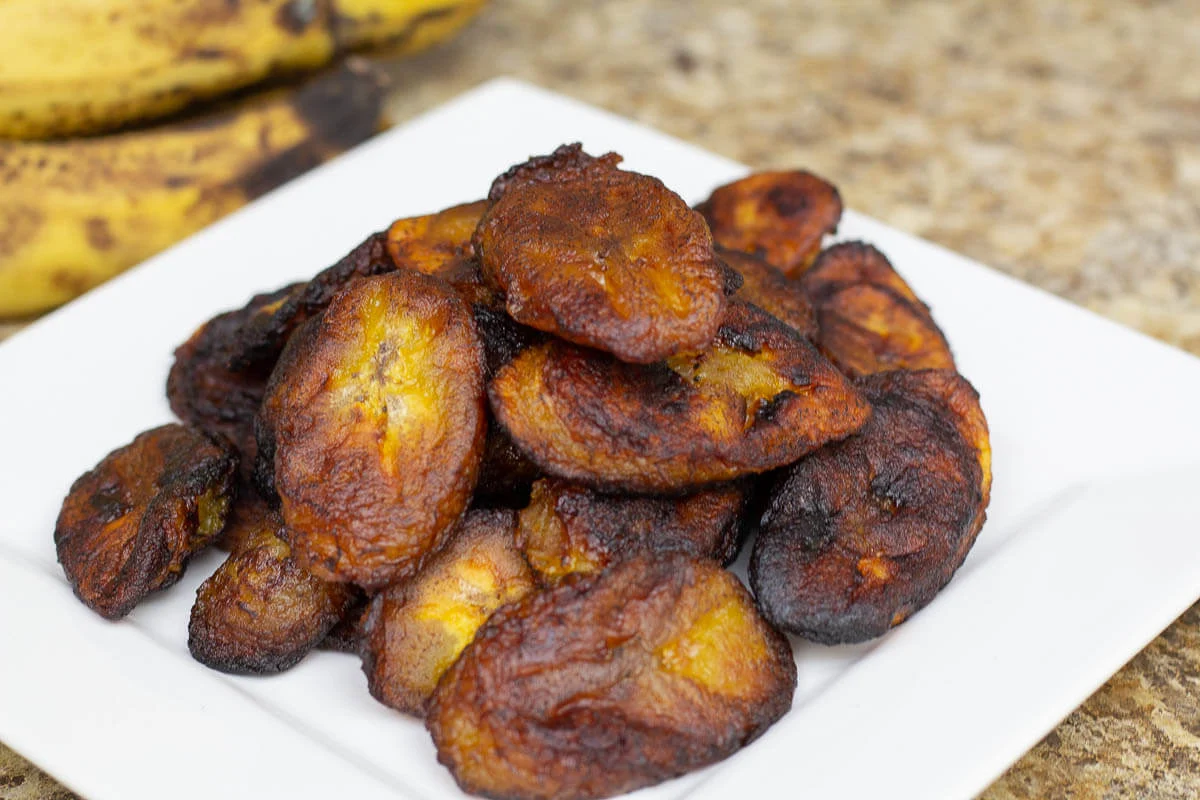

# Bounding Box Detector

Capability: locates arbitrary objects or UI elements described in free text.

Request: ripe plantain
[0,0,486,140]
[0,60,386,318]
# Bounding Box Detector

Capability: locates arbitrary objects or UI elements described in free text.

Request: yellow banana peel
[0,60,388,318]
[0,0,487,139]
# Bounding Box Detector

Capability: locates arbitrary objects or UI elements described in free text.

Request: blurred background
[2,1,1197,798]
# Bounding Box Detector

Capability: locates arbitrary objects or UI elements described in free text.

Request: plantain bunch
[0,0,488,318]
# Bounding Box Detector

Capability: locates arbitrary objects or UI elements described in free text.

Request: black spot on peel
[329,5,456,51]
[236,146,325,200]
[85,217,115,251]
[51,270,92,294]
[290,60,386,150]
[229,62,384,199]
[184,47,229,61]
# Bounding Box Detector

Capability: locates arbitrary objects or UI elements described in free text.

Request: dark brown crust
[486,143,623,203]
[167,284,301,476]
[698,170,842,277]
[259,270,487,590]
[188,511,357,675]
[489,300,871,492]
[427,553,796,800]
[477,148,727,363]
[751,369,991,644]
[287,58,388,154]
[517,478,745,583]
[799,242,955,377]
[54,424,237,620]
[720,246,818,338]
[361,510,535,716]
[232,232,394,372]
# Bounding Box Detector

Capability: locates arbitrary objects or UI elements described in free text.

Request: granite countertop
[3,0,1198,797]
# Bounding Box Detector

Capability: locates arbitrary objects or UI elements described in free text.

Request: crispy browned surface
[486,142,622,203]
[54,424,236,620]
[427,553,796,800]
[800,241,956,377]
[362,510,535,716]
[751,369,991,644]
[259,271,487,590]
[517,478,745,584]
[167,284,301,473]
[188,509,357,675]
[230,232,395,372]
[698,170,842,277]
[477,147,727,363]
[246,245,533,506]
[386,200,488,280]
[489,300,871,492]
[719,246,817,338]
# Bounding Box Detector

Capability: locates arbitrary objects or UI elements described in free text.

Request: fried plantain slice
[188,507,358,675]
[751,369,991,644]
[486,142,622,203]
[361,509,535,716]
[489,300,871,493]
[427,552,796,800]
[799,242,955,377]
[698,170,842,277]
[476,147,727,363]
[719,246,817,338]
[517,478,745,584]
[259,270,487,590]
[54,424,236,620]
[385,200,488,281]
[230,232,395,372]
[167,283,302,473]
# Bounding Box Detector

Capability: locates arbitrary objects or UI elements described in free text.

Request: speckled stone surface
[3,1,1198,798]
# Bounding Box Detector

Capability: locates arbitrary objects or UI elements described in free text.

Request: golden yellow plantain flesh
[0,0,487,140]
[0,61,386,318]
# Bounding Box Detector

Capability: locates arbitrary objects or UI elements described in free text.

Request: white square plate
[2,79,1199,800]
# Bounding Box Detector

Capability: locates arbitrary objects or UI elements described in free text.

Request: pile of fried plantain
[51,147,993,800]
